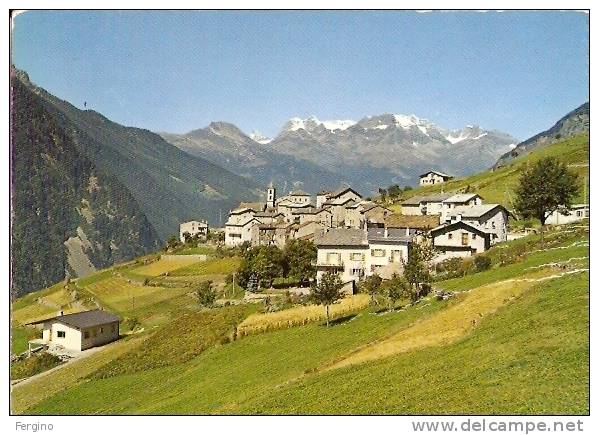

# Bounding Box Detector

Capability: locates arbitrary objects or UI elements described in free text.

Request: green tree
[514,157,580,226]
[403,240,436,303]
[165,235,181,251]
[386,273,409,309]
[387,184,403,199]
[378,188,387,202]
[196,280,216,307]
[360,274,383,305]
[311,272,344,327]
[252,245,284,288]
[284,239,317,285]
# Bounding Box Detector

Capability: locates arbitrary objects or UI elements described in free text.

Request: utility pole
[232,272,236,298]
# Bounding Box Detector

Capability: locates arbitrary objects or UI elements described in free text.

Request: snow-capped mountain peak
[249,131,272,144]
[282,116,356,133]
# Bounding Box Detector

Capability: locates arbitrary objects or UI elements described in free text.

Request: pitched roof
[401,196,425,206]
[254,211,283,218]
[314,228,368,247]
[420,170,453,178]
[385,214,440,229]
[239,202,266,211]
[27,309,120,328]
[367,228,413,244]
[289,189,310,196]
[329,186,362,199]
[291,207,330,215]
[401,193,451,206]
[449,204,505,219]
[430,221,491,238]
[420,193,452,203]
[443,193,481,204]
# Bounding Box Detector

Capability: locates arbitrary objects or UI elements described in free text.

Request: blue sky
[12,10,588,140]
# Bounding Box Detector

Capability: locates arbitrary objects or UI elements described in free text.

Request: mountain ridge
[493,102,589,169]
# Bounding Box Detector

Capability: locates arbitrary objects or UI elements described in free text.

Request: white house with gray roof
[314,227,412,292]
[420,171,454,186]
[27,310,121,353]
[430,221,491,263]
[441,193,483,220]
[442,203,508,244]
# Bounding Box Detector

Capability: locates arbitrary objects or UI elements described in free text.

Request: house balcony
[316,262,345,269]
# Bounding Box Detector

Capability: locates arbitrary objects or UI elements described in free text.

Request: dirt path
[325,268,588,371]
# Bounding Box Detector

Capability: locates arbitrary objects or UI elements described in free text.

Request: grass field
[11,326,39,355]
[169,257,241,277]
[387,134,589,212]
[12,223,588,415]
[132,256,205,277]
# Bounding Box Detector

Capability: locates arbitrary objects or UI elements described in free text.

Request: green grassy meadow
[12,222,588,415]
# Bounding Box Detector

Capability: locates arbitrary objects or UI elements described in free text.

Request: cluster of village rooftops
[220,171,512,287]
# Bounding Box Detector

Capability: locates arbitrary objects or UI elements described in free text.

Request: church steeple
[266,182,276,209]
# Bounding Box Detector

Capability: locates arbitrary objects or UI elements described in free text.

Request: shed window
[57,331,66,338]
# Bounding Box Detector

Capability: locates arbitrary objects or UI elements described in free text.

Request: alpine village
[10,66,589,415]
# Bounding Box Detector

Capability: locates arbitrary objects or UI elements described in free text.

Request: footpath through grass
[234,271,588,415]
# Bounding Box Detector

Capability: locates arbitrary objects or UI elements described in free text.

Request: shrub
[10,352,62,380]
[474,255,492,272]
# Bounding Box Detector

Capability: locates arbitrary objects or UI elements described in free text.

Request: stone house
[179,220,208,243]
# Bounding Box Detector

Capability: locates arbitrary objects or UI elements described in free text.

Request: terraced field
[132,256,205,277]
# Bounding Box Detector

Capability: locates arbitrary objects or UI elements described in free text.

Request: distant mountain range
[494,102,589,169]
[162,114,519,195]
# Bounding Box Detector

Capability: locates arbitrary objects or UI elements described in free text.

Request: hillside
[11,223,589,414]
[14,69,262,239]
[494,102,589,170]
[386,133,589,214]
[10,76,161,297]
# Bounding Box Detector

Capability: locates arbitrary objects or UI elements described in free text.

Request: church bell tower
[267,182,276,209]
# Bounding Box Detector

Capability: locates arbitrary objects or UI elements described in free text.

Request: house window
[576,210,583,217]
[84,331,90,339]
[492,222,496,229]
[351,268,364,277]
[100,327,104,334]
[326,252,341,265]
[57,331,66,338]
[371,249,385,257]
[448,233,453,240]
[350,253,364,261]
[461,233,469,246]
[472,234,477,240]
